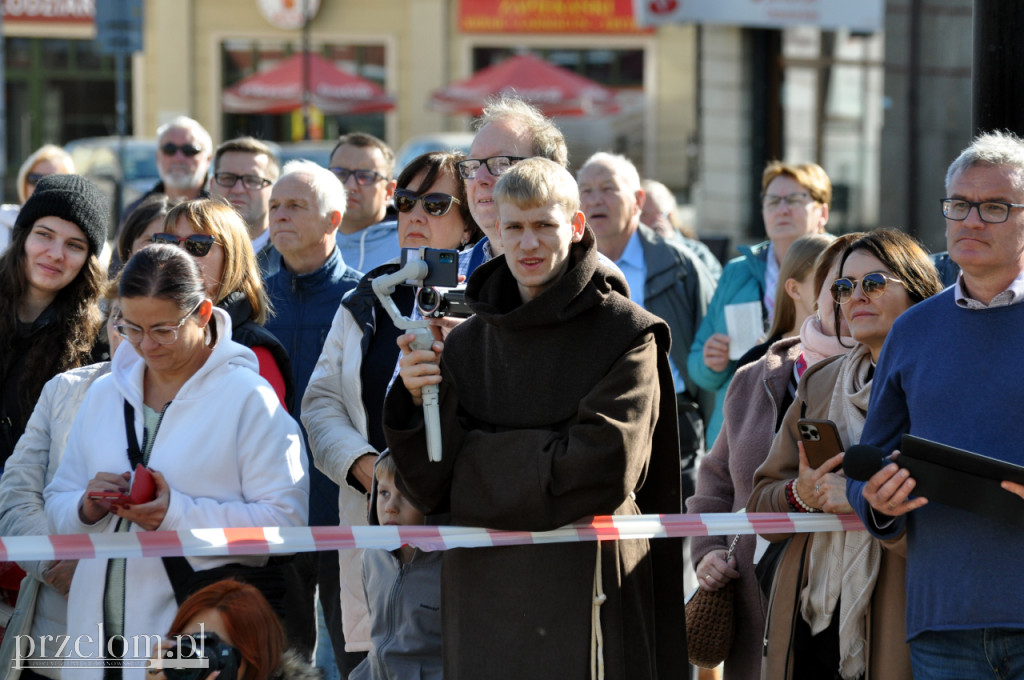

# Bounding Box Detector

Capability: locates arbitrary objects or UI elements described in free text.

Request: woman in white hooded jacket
[44,244,308,680]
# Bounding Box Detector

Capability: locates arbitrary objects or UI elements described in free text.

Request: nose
[520,227,539,250]
[343,173,361,188]
[963,203,986,227]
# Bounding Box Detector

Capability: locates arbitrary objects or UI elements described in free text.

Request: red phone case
[88,464,156,505]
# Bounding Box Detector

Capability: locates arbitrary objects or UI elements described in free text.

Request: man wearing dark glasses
[121,116,211,230]
[848,131,1024,680]
[329,132,400,273]
[211,137,281,277]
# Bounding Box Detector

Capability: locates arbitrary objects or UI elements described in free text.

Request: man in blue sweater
[847,131,1024,679]
[265,159,362,675]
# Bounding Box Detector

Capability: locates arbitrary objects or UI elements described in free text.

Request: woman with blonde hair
[0,145,77,253]
[156,198,293,409]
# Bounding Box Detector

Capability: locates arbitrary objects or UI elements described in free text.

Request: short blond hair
[163,198,269,324]
[761,161,832,207]
[493,157,580,217]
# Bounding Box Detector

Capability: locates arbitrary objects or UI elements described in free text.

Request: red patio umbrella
[429,54,620,117]
[222,52,395,115]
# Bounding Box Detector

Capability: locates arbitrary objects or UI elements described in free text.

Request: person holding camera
[301,151,481,671]
[45,245,308,680]
[384,158,685,679]
[153,579,318,680]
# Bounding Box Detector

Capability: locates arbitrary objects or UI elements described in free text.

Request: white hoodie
[45,307,308,680]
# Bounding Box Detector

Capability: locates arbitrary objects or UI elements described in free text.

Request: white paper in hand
[724,301,764,360]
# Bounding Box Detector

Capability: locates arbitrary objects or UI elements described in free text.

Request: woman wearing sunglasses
[302,151,480,665]
[45,245,307,680]
[155,198,294,410]
[0,145,77,254]
[748,228,942,680]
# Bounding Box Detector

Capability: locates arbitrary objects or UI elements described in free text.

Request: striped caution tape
[1,512,865,562]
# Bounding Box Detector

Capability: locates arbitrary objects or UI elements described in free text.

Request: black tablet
[899,434,1024,528]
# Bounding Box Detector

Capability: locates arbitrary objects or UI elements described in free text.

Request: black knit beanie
[14,174,109,255]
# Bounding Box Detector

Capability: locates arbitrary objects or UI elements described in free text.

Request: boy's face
[376,473,425,527]
[497,201,586,303]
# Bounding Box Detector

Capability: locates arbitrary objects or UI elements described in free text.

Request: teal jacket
[686,241,769,445]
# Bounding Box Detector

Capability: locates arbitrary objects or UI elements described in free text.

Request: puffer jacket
[301,262,403,652]
[0,362,111,679]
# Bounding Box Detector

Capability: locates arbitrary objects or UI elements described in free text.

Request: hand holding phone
[87,464,156,505]
[797,419,845,471]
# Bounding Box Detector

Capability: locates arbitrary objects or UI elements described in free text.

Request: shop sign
[256,0,321,30]
[3,0,94,23]
[635,0,884,32]
[460,0,649,34]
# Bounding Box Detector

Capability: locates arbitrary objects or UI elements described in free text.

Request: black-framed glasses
[940,198,1024,224]
[830,272,904,305]
[393,189,461,217]
[115,302,202,345]
[456,155,526,180]
[151,233,218,257]
[213,172,272,190]
[160,143,203,157]
[763,192,812,209]
[329,167,386,186]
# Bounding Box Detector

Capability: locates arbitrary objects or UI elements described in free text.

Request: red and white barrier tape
[2,513,865,562]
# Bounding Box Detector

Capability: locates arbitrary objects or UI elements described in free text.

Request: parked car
[394,132,475,176]
[64,136,159,227]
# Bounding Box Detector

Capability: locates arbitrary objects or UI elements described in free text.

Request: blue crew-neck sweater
[848,287,1024,640]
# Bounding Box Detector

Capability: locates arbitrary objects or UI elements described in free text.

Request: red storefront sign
[460,0,649,34]
[3,0,94,23]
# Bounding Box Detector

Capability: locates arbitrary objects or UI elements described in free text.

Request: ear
[818,202,830,230]
[384,179,397,200]
[327,210,343,230]
[196,299,214,327]
[784,277,802,302]
[635,188,646,213]
[570,210,586,242]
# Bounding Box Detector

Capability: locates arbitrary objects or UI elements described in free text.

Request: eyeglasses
[763,192,813,210]
[213,172,272,190]
[830,272,904,305]
[26,173,48,186]
[115,303,202,345]
[160,143,203,157]
[151,233,218,257]
[393,189,461,217]
[329,167,386,186]
[940,198,1024,224]
[456,156,526,180]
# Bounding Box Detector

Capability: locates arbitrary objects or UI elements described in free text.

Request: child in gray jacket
[350,451,442,680]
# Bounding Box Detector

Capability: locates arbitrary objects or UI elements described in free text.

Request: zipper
[376,558,407,678]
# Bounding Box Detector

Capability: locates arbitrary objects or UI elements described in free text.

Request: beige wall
[136,0,697,188]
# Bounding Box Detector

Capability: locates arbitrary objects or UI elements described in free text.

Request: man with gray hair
[578,151,717,501]
[124,116,212,218]
[459,94,570,275]
[210,136,281,277]
[848,130,1024,678]
[264,159,362,672]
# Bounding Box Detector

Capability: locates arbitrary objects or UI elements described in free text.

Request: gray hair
[279,159,347,218]
[478,94,569,168]
[156,116,213,154]
[641,179,676,215]
[579,152,642,193]
[945,130,1024,194]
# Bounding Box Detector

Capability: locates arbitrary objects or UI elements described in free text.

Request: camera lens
[416,287,442,316]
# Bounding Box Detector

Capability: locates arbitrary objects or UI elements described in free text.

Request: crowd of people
[0,94,1021,680]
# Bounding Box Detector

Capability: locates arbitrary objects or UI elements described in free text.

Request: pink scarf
[799,315,854,367]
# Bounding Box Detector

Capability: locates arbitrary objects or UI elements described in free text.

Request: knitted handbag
[685,535,740,668]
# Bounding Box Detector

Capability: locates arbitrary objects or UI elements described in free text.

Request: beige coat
[747,355,912,680]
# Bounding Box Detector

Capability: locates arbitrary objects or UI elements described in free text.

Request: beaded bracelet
[786,479,821,513]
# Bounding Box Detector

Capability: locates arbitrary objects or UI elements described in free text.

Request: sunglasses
[160,143,203,157]
[151,232,218,257]
[26,172,48,186]
[394,189,461,217]
[329,167,386,186]
[830,272,904,305]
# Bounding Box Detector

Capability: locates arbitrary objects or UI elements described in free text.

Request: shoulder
[798,352,845,400]
[637,225,701,270]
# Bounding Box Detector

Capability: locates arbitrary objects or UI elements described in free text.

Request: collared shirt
[251,229,271,255]
[763,242,778,323]
[954,268,1024,309]
[615,229,647,308]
